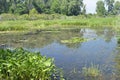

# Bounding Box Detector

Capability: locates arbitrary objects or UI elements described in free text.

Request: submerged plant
[0,48,63,80]
[61,37,87,44]
[82,64,101,78]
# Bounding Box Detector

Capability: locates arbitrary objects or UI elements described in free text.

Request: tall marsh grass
[82,64,102,80]
[0,14,117,31]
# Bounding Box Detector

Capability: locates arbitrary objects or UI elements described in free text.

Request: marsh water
[0,27,120,80]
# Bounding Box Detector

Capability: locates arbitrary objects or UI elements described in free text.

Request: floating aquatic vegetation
[61,37,87,44]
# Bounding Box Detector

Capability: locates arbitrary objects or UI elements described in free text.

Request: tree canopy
[0,0,84,16]
[96,1,106,16]
[0,0,120,16]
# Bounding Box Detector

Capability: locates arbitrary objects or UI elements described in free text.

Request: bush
[29,8,38,15]
[0,13,18,21]
[0,48,62,80]
[19,14,29,20]
[117,37,120,44]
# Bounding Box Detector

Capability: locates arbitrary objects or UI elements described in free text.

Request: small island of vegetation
[61,37,87,44]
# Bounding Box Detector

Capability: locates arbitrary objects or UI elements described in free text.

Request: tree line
[0,0,120,16]
[0,0,85,16]
[96,0,120,16]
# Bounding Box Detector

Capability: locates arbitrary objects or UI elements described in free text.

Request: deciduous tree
[96,1,106,16]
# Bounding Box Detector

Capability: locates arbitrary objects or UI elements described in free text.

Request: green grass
[0,15,118,31]
[0,48,63,80]
[60,17,116,27]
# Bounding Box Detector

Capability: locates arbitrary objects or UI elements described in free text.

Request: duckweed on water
[0,48,63,80]
[61,37,87,44]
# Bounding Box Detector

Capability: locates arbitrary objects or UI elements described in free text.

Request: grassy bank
[0,14,119,31]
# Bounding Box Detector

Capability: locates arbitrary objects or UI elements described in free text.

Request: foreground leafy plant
[0,48,63,80]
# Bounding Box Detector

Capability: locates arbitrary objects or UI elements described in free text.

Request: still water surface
[0,27,120,80]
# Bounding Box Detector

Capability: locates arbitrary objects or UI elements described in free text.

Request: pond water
[0,27,120,80]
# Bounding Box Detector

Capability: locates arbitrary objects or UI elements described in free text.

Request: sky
[83,0,119,14]
[83,0,99,14]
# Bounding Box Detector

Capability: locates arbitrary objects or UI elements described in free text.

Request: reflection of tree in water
[95,27,115,43]
[63,43,82,49]
[104,28,115,43]
[0,28,116,49]
[59,29,84,49]
[0,28,114,48]
[0,29,83,48]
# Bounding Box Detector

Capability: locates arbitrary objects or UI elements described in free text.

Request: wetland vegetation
[0,28,119,80]
[61,37,87,44]
[0,48,64,80]
[0,14,118,31]
[82,64,101,80]
[0,0,120,80]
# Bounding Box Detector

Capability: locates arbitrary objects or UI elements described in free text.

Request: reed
[0,14,117,31]
[82,64,101,78]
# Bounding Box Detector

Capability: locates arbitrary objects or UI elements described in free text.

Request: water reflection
[0,28,118,80]
[0,28,116,48]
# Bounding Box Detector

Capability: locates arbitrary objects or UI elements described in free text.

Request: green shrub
[29,8,38,15]
[0,14,18,21]
[19,14,29,20]
[117,37,120,44]
[0,48,62,80]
